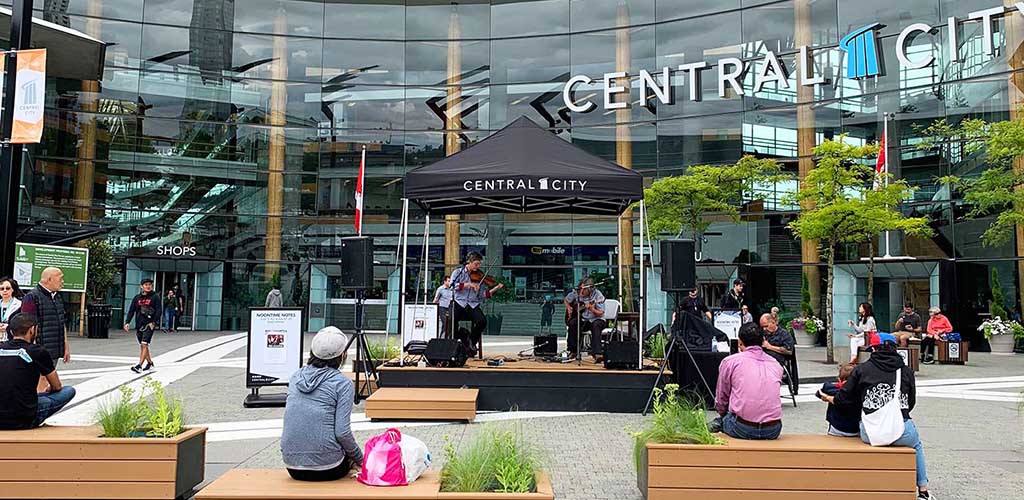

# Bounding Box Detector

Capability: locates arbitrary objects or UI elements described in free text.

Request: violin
[469,270,499,288]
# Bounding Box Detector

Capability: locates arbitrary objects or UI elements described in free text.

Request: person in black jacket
[820,337,931,499]
[123,278,162,373]
[720,279,745,309]
[817,364,860,437]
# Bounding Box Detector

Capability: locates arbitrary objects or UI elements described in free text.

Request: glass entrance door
[156,271,197,331]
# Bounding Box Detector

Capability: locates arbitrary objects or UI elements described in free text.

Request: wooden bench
[195,469,555,500]
[365,388,478,422]
[639,434,917,500]
[0,425,206,500]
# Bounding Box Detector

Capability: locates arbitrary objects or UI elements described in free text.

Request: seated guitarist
[449,252,504,355]
[563,278,606,359]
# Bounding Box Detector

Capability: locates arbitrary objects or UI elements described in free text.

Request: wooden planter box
[639,435,916,500]
[195,469,554,500]
[0,425,206,500]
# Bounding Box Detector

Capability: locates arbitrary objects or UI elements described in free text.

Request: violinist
[563,277,606,359]
[449,252,505,355]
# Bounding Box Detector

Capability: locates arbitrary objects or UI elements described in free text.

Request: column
[73,3,102,222]
[1006,0,1024,310]
[265,12,287,276]
[796,0,822,314]
[616,3,635,309]
[444,8,462,274]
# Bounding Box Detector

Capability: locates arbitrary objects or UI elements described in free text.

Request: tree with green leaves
[920,115,1024,247]
[643,155,784,243]
[86,238,116,302]
[788,138,932,363]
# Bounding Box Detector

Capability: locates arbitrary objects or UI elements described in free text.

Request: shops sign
[563,3,1023,112]
[156,245,198,257]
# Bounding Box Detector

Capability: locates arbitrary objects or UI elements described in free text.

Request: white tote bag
[861,370,905,446]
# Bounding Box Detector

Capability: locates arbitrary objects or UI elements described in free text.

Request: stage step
[365,388,479,422]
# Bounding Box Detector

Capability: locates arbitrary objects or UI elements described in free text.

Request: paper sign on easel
[0,48,46,144]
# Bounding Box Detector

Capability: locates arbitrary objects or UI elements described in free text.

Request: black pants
[920,336,936,360]
[567,317,607,354]
[287,459,351,482]
[452,303,486,350]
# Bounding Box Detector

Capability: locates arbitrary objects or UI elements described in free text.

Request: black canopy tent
[396,117,651,369]
[404,117,643,215]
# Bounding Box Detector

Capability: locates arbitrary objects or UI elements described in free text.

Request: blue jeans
[722,412,782,440]
[33,386,76,427]
[860,419,928,488]
[164,308,176,330]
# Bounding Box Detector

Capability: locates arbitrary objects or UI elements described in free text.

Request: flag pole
[881,113,892,259]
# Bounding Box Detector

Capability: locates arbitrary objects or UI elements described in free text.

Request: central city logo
[839,23,884,79]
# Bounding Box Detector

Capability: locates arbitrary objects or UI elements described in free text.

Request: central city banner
[0,48,47,144]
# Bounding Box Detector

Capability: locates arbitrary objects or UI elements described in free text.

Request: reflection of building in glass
[12,1,1024,346]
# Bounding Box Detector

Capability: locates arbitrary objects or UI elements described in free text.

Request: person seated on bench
[281,326,364,481]
[759,313,795,366]
[817,364,860,437]
[820,336,932,499]
[894,303,923,347]
[0,314,76,430]
[709,323,783,440]
[923,307,952,365]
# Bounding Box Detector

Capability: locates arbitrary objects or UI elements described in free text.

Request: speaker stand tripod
[345,290,378,403]
[642,296,714,416]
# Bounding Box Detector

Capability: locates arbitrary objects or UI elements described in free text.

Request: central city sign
[563,3,1023,113]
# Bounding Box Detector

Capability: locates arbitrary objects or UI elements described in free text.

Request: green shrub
[139,379,186,438]
[629,384,722,474]
[646,331,668,358]
[991,268,1009,319]
[96,386,142,437]
[367,338,400,360]
[441,423,538,493]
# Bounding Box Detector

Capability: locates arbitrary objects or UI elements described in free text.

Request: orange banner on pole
[6,49,47,144]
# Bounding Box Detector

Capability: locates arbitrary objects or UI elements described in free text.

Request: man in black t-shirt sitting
[0,314,76,429]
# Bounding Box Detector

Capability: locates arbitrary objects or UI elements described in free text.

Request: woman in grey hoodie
[281,326,364,481]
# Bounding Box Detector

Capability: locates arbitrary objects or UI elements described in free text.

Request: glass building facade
[7,0,1024,348]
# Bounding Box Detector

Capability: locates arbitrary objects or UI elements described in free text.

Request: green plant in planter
[629,384,722,474]
[139,379,186,438]
[96,386,142,438]
[441,422,539,493]
[646,331,668,359]
[367,338,399,360]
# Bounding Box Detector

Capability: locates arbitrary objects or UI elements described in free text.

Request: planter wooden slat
[648,466,916,491]
[640,435,916,500]
[648,489,915,500]
[0,459,177,481]
[0,481,177,499]
[195,469,555,500]
[0,426,206,500]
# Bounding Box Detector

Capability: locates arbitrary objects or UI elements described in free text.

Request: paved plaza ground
[47,330,1024,500]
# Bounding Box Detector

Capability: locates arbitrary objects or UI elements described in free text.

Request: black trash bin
[87,303,112,339]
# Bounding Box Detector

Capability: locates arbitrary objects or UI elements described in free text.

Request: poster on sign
[403,304,438,344]
[247,308,304,387]
[713,310,743,340]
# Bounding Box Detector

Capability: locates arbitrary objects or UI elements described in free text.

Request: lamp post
[0,0,33,276]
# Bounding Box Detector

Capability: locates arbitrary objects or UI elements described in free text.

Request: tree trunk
[826,244,836,364]
[867,238,875,304]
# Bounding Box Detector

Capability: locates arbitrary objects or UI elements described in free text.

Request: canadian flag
[354,146,366,235]
[874,123,887,189]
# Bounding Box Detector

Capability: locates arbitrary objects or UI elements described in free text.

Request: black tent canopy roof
[403,117,643,215]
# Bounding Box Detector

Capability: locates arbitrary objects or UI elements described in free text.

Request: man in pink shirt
[710,322,783,440]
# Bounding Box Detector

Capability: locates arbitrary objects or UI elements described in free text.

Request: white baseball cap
[311,326,348,359]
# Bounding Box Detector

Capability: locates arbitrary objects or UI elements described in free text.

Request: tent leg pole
[399,199,409,367]
[639,201,645,371]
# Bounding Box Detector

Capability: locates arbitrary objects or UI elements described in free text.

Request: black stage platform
[377,358,667,413]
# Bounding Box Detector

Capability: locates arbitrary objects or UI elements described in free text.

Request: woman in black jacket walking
[819,337,931,499]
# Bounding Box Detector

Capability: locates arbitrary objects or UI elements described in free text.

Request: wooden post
[796,0,822,315]
[264,11,288,279]
[1006,0,1024,313]
[444,8,463,274]
[615,3,635,311]
[79,292,86,337]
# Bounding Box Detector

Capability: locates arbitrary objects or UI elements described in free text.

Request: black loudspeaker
[424,338,468,368]
[603,339,640,370]
[660,239,696,292]
[533,335,558,357]
[340,236,374,290]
